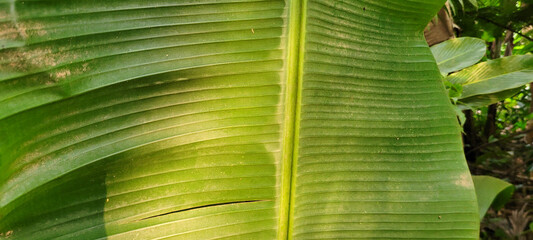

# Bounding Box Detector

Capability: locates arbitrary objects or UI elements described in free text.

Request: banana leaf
[472,175,514,219]
[430,37,486,76]
[0,0,479,239]
[448,55,533,100]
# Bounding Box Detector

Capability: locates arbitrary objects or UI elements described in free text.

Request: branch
[478,16,533,42]
[468,163,533,182]
[465,128,533,155]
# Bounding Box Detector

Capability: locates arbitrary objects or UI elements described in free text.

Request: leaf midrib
[278,0,306,239]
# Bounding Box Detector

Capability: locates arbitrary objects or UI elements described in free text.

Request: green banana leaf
[458,87,522,109]
[0,0,479,239]
[447,55,533,100]
[472,175,514,219]
[447,0,464,15]
[430,37,486,76]
[447,0,478,14]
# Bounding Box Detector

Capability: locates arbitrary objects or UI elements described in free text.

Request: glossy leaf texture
[430,37,486,76]
[0,0,479,239]
[472,175,514,219]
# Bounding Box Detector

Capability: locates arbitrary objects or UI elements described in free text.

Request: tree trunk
[483,105,498,141]
[483,38,504,142]
[463,110,478,162]
[504,30,514,57]
[525,85,533,144]
[484,31,514,142]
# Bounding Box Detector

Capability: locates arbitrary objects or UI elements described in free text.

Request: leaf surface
[472,175,514,219]
[448,55,533,99]
[0,0,479,239]
[430,37,486,75]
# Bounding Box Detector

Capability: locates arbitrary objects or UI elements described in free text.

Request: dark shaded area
[0,162,108,239]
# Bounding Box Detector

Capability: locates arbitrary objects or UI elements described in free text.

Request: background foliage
[437,0,533,238]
